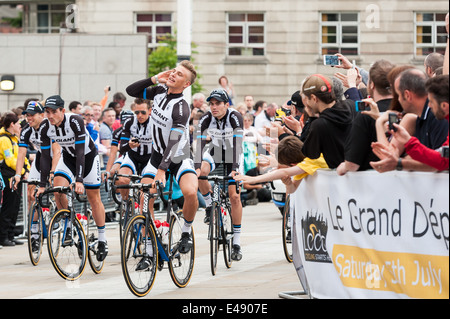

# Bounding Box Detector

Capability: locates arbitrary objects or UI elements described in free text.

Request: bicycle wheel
[27,203,43,266]
[222,203,233,269]
[168,209,195,287]
[282,195,293,263]
[86,209,105,274]
[47,209,88,281]
[209,203,219,276]
[121,215,158,297]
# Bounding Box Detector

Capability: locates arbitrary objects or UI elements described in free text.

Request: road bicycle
[282,194,293,263]
[20,180,57,266]
[119,174,195,297]
[45,184,104,281]
[198,175,235,276]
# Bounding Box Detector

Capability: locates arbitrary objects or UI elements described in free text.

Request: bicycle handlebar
[198,175,240,194]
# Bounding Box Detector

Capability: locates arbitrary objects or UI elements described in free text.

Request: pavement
[0,202,306,301]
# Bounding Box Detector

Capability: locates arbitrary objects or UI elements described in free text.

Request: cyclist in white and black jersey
[104,110,134,177]
[126,60,199,269]
[35,95,108,262]
[115,99,153,199]
[12,101,61,252]
[195,88,245,261]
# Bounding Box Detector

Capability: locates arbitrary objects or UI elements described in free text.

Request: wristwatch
[154,75,160,85]
[396,157,403,171]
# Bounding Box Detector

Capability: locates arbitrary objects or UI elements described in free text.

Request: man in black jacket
[301,74,353,169]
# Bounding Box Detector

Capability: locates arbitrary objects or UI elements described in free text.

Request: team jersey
[119,115,153,159]
[195,108,244,171]
[39,113,96,187]
[18,123,48,154]
[126,79,191,171]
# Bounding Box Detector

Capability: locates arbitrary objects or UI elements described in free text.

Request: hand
[370,142,399,173]
[333,53,353,69]
[234,174,250,183]
[129,140,140,149]
[391,123,411,146]
[35,186,45,199]
[152,169,166,188]
[283,115,302,135]
[446,12,449,34]
[74,182,85,195]
[155,70,172,84]
[10,175,20,190]
[360,97,380,120]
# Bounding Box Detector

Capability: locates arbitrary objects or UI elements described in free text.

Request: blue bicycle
[119,174,195,297]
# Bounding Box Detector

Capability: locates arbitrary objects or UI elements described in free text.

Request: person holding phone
[115,98,152,199]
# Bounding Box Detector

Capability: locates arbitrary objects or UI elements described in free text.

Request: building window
[227,13,265,56]
[135,13,172,51]
[36,3,73,33]
[320,12,359,56]
[414,12,447,56]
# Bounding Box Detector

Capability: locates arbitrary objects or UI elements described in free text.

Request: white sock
[202,192,212,207]
[31,222,39,239]
[233,225,241,246]
[97,225,106,242]
[181,219,193,234]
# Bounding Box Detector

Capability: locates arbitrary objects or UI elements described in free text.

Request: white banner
[292,170,449,299]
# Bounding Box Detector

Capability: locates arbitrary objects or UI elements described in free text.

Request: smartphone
[108,86,111,91]
[323,55,340,66]
[355,101,369,112]
[388,113,399,132]
[131,137,139,143]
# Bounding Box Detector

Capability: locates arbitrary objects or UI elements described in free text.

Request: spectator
[219,75,235,106]
[0,112,30,247]
[98,108,116,168]
[390,75,449,171]
[242,113,261,174]
[300,74,353,168]
[108,101,123,131]
[235,102,247,117]
[337,59,395,175]
[253,100,267,119]
[370,68,448,172]
[424,52,444,78]
[255,102,276,131]
[244,95,255,114]
[68,101,83,115]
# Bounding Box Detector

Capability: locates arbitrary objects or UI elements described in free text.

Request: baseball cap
[302,74,333,95]
[206,89,229,103]
[287,90,305,110]
[44,95,65,109]
[22,100,45,115]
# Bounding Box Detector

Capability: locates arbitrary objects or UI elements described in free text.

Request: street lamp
[0,75,15,91]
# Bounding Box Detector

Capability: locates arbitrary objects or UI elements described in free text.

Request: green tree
[148,33,203,95]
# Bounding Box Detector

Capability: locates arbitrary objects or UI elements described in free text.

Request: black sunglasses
[134,110,147,115]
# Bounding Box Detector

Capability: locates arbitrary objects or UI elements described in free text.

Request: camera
[440,146,449,158]
[323,55,340,66]
[388,112,399,132]
[355,101,369,112]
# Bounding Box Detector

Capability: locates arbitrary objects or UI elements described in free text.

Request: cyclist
[195,88,245,261]
[115,99,153,200]
[103,110,135,178]
[126,60,199,270]
[12,101,61,251]
[35,95,108,262]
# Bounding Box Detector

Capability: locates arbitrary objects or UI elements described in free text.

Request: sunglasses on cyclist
[134,110,147,115]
